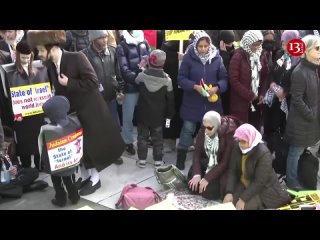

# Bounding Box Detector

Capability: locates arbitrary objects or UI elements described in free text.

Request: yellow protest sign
[165,30,193,41]
[10,82,52,117]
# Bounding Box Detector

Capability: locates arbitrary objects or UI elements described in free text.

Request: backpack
[115,184,162,210]
[298,149,319,190]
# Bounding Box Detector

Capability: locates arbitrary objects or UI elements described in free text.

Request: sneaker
[125,144,136,155]
[136,160,146,168]
[154,161,164,167]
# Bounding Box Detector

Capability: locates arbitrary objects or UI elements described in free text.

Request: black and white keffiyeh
[204,133,219,174]
[240,30,263,96]
[264,84,288,118]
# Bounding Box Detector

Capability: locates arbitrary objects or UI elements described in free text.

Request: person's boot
[51,191,67,207]
[176,149,188,170]
[68,188,80,205]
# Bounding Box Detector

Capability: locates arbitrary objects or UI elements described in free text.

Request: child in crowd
[39,96,80,207]
[135,49,175,168]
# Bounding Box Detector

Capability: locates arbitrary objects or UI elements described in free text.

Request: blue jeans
[178,120,198,150]
[286,146,305,188]
[108,99,120,130]
[121,92,139,144]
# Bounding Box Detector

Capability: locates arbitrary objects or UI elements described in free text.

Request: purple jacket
[178,47,228,122]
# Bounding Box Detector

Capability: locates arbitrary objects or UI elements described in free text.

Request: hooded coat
[178,42,228,122]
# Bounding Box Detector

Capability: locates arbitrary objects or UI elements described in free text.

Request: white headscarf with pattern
[193,31,217,65]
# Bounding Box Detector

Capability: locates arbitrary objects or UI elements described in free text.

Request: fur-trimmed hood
[27,30,66,49]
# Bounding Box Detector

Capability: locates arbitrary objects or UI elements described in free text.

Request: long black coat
[46,50,125,171]
[286,59,320,147]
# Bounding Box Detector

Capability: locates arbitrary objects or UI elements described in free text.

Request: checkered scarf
[240,30,263,96]
[264,84,288,118]
[193,32,217,65]
[204,133,219,174]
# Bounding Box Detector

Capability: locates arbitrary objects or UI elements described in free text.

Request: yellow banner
[165,30,193,41]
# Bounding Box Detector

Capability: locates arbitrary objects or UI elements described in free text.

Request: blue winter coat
[178,47,228,122]
[116,40,150,93]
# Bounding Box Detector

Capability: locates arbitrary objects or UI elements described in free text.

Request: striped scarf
[204,133,219,173]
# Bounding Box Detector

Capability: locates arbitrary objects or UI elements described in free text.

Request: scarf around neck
[204,133,219,173]
[240,30,263,96]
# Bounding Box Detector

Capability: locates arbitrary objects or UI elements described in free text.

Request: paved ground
[0,186,110,210]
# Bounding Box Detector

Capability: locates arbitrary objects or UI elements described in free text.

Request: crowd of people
[0,29,319,209]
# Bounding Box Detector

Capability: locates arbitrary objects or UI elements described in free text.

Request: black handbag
[298,149,319,190]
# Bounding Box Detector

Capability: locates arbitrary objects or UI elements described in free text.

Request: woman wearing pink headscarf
[223,123,290,210]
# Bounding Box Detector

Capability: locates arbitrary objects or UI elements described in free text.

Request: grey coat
[226,142,291,209]
[286,59,320,147]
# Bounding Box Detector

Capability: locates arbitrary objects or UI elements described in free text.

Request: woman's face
[203,119,216,137]
[197,39,210,55]
[249,41,262,53]
[238,139,250,149]
[20,53,31,65]
[306,44,320,64]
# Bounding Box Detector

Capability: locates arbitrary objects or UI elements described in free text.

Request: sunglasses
[204,126,214,131]
[315,46,320,51]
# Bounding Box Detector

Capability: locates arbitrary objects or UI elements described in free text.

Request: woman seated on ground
[223,123,291,210]
[188,111,241,200]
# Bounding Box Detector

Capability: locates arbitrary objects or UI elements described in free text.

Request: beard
[39,56,51,67]
[5,38,16,46]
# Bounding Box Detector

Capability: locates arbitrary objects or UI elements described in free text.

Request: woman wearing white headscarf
[229,30,268,131]
[188,111,241,200]
[176,32,228,170]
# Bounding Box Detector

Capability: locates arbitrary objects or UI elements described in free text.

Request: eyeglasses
[204,126,214,131]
